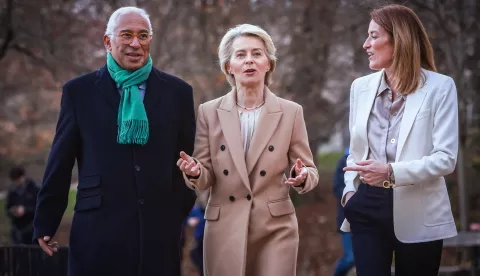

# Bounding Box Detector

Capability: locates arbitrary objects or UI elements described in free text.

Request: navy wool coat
[33,65,197,276]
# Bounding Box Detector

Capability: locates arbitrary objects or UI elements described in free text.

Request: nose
[245,53,254,64]
[129,36,141,48]
[363,38,370,50]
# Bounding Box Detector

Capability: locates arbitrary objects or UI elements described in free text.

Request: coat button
[223,170,229,176]
[135,165,140,171]
[260,170,266,176]
[268,145,274,152]
[229,196,235,202]
[246,195,252,201]
[220,145,226,151]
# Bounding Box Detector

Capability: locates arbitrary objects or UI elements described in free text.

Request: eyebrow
[234,48,264,52]
[119,29,149,33]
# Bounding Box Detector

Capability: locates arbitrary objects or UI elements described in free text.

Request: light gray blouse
[238,108,263,153]
[367,72,406,164]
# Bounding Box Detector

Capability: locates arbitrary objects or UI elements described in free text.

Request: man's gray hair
[218,24,277,88]
[105,7,153,37]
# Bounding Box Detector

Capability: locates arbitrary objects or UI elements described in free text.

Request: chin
[239,79,262,87]
[126,64,143,71]
[369,63,382,71]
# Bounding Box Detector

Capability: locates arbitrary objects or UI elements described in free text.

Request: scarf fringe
[117,119,149,145]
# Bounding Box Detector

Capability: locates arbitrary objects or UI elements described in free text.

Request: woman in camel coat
[177,24,319,276]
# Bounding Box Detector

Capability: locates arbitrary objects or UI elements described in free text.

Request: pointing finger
[179,151,193,162]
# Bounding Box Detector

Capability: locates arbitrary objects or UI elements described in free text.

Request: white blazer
[341,69,459,243]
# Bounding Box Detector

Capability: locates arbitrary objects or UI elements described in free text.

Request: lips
[126,53,142,57]
[244,69,256,73]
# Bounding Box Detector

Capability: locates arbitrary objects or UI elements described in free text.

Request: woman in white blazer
[342,4,458,276]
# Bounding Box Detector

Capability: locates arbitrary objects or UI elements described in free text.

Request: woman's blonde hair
[218,24,277,87]
[370,4,436,94]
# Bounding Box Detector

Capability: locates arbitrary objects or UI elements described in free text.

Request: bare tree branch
[0,0,14,60]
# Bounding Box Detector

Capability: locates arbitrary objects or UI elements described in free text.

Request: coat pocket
[204,204,220,221]
[78,175,101,189]
[77,175,101,198]
[74,194,102,212]
[422,183,454,226]
[267,198,295,217]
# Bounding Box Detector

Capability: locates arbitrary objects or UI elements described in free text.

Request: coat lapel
[143,68,166,115]
[217,90,251,192]
[356,70,383,159]
[246,88,282,175]
[95,65,120,112]
[396,76,429,161]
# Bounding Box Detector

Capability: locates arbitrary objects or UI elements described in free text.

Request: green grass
[65,189,77,218]
[0,198,10,244]
[317,151,343,172]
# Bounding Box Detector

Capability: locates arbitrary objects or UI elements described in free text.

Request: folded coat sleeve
[183,104,216,191]
[288,105,319,194]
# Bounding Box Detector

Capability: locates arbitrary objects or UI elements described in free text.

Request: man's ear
[104,34,112,51]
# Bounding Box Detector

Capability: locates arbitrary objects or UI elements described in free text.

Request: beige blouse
[238,108,263,153]
[367,71,406,164]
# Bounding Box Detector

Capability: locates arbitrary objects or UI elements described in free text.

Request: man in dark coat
[33,6,196,276]
[6,166,39,244]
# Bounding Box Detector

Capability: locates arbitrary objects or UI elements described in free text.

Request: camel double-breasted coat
[183,88,319,276]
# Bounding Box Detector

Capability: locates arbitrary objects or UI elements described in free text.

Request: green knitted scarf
[106,52,152,145]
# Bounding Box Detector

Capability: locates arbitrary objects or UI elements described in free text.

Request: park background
[0,0,479,275]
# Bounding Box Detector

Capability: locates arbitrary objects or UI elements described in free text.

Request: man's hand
[16,205,25,217]
[187,217,200,227]
[37,236,58,256]
[343,159,388,185]
[10,205,25,217]
[285,159,308,186]
[176,151,200,177]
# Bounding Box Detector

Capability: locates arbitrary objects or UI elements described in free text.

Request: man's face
[104,13,151,71]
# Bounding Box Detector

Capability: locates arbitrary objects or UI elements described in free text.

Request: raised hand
[285,158,308,187]
[176,151,200,177]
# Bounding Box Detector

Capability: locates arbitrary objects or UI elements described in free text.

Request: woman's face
[226,35,271,88]
[363,20,394,71]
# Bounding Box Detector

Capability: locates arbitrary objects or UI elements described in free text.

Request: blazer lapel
[356,70,383,159]
[396,79,429,161]
[246,88,283,175]
[217,90,251,192]
[95,65,120,112]
[143,68,166,115]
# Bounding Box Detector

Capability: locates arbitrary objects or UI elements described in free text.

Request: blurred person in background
[342,4,459,276]
[177,24,319,276]
[6,166,39,245]
[332,148,354,276]
[186,190,209,276]
[32,6,196,276]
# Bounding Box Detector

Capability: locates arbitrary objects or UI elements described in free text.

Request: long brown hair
[370,4,436,94]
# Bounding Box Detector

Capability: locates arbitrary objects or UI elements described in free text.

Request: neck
[236,84,265,108]
[384,68,397,93]
[385,69,402,101]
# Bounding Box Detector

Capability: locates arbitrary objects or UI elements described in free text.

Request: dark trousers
[344,183,443,276]
[11,224,33,244]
